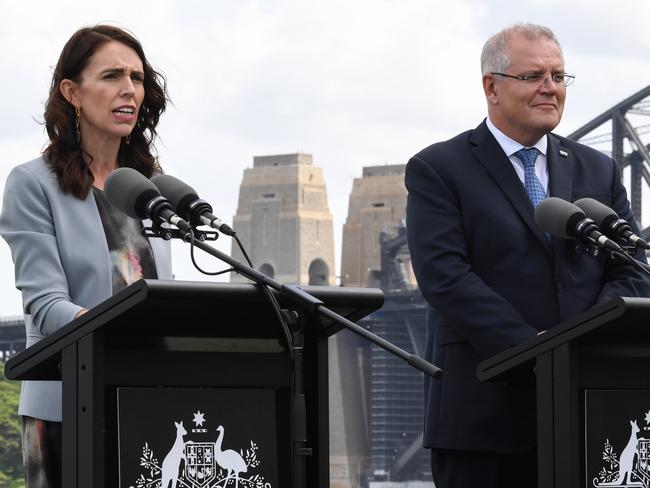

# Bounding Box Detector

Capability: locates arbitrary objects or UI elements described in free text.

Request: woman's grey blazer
[0,157,172,421]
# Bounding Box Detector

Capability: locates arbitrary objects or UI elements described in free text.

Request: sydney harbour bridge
[568,85,650,233]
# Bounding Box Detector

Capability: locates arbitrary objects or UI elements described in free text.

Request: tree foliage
[0,363,23,487]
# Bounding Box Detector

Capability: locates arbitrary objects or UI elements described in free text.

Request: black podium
[5,279,384,488]
[478,297,650,488]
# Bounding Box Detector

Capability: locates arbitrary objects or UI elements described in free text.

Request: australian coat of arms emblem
[129,411,272,488]
[592,412,650,487]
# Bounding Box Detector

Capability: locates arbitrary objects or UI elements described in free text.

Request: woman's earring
[75,107,81,143]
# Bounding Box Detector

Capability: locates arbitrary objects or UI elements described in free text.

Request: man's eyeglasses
[491,72,575,87]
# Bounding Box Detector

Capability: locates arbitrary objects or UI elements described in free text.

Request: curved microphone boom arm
[186,235,443,378]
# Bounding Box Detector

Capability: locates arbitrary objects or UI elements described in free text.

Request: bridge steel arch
[568,85,650,236]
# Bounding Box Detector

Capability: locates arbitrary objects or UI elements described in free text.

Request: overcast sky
[1,0,650,316]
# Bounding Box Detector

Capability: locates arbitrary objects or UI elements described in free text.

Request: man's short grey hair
[481,23,562,75]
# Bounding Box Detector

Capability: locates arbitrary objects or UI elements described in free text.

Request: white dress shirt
[486,116,549,193]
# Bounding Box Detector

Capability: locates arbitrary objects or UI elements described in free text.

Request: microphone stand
[577,242,650,275]
[612,249,650,275]
[185,234,443,377]
[153,227,442,488]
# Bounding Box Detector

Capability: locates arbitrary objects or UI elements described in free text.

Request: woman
[0,25,172,487]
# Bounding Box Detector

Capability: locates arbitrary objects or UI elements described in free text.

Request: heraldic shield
[185,442,217,488]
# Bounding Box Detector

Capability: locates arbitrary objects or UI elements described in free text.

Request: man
[405,23,650,487]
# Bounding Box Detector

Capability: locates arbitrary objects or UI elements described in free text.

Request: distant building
[0,316,25,362]
[230,153,335,285]
[362,293,433,485]
[331,293,434,488]
[341,165,416,289]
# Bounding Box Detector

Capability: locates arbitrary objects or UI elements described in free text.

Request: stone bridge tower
[341,164,416,289]
[230,153,335,286]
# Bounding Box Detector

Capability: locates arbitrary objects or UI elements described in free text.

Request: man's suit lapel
[547,134,573,201]
[469,121,552,254]
[547,134,574,263]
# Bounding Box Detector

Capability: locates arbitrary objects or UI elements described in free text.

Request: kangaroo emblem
[599,420,642,487]
[161,421,187,488]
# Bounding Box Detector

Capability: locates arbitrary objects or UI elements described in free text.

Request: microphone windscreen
[573,198,618,228]
[105,167,160,219]
[535,197,586,239]
[150,174,198,219]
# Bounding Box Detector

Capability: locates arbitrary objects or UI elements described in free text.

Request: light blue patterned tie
[515,147,546,207]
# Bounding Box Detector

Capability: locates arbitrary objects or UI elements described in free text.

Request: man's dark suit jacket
[405,120,650,454]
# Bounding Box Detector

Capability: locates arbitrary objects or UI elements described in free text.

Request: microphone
[150,174,235,236]
[573,197,650,250]
[104,168,193,241]
[534,197,623,252]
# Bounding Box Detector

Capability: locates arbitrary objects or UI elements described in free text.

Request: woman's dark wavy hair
[43,24,168,199]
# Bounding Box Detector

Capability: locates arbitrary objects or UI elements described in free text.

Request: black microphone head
[151,174,212,224]
[573,198,618,229]
[535,197,586,239]
[150,174,198,219]
[104,167,160,219]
